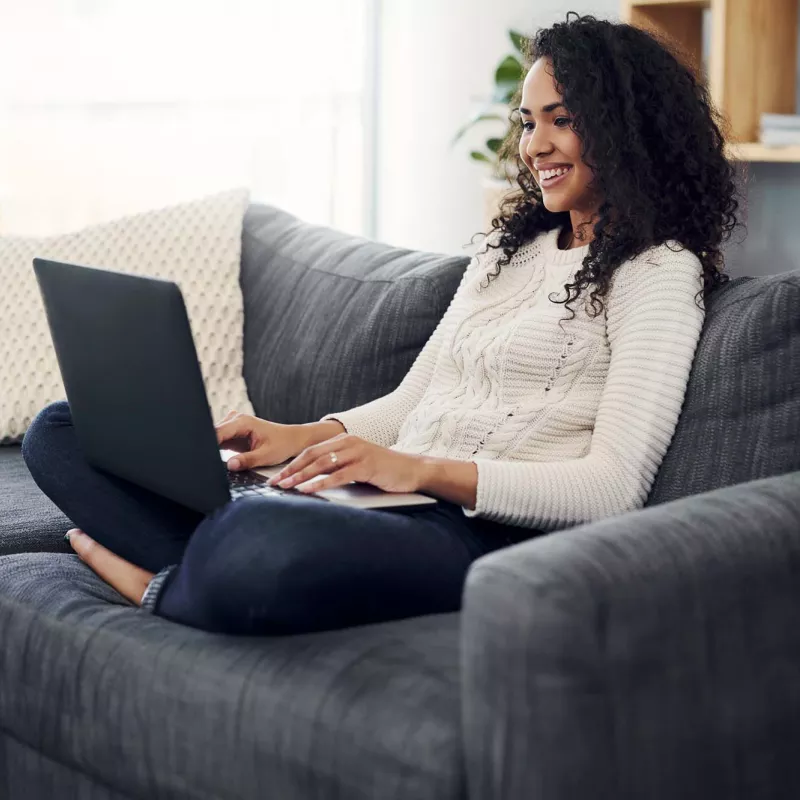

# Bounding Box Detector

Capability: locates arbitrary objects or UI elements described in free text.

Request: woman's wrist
[297,419,347,451]
[416,456,478,510]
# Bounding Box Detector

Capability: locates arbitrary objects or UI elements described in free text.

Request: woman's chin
[541,194,571,213]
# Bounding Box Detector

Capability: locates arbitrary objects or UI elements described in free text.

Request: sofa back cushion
[240,204,468,424]
[646,270,800,507]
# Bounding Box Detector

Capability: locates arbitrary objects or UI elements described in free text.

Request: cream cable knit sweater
[322,226,705,530]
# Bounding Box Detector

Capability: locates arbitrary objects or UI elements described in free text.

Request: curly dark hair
[482,12,741,324]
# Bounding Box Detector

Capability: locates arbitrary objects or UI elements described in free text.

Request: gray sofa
[0,203,798,800]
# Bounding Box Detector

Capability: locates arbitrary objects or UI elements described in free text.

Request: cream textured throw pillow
[0,188,254,444]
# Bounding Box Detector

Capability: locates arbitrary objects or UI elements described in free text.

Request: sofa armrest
[461,470,800,800]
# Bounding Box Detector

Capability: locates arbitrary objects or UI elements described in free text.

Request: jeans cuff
[140,565,177,614]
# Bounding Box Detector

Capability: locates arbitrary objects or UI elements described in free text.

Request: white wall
[0,0,368,237]
[374,0,617,255]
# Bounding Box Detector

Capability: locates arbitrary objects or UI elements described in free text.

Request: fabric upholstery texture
[0,189,253,444]
[0,553,464,800]
[646,271,800,506]
[462,468,800,800]
[0,445,71,556]
[239,204,469,424]
[0,734,131,800]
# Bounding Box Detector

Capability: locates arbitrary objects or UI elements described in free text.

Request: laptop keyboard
[227,469,286,500]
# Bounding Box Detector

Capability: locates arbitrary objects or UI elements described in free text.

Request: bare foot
[66,529,155,606]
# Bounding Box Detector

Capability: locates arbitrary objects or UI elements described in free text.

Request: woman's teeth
[540,166,571,181]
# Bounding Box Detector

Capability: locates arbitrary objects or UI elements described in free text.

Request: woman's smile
[538,164,573,189]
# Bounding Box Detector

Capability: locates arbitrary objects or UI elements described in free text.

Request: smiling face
[519,57,599,217]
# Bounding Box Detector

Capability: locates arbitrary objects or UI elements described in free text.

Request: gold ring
[330,452,339,465]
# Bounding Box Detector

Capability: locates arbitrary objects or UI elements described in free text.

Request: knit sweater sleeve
[319,251,483,447]
[464,245,706,530]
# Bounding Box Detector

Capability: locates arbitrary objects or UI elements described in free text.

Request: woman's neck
[561,211,598,250]
[558,227,575,250]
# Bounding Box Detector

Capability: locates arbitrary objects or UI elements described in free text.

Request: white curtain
[0,0,370,237]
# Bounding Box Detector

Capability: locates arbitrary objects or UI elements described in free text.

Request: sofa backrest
[646,270,800,507]
[239,204,469,424]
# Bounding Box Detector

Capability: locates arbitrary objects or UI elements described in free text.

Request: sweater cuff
[462,458,488,520]
[461,458,533,528]
[140,565,177,614]
[320,414,349,433]
[319,410,397,448]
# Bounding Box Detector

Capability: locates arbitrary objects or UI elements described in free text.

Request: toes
[66,530,93,558]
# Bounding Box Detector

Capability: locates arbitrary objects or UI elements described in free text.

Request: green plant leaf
[451,111,505,146]
[493,55,523,107]
[486,137,504,153]
[470,151,492,163]
[509,30,527,55]
[495,55,523,87]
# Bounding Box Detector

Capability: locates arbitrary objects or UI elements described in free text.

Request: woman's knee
[189,497,332,592]
[21,401,73,471]
[164,497,339,633]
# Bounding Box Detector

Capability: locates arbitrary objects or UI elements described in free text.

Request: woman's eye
[522,121,535,132]
[555,117,572,127]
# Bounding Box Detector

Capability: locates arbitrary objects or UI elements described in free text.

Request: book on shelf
[760,113,800,131]
[757,113,800,146]
[760,128,800,147]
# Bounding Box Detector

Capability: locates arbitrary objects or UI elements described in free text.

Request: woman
[22,13,739,636]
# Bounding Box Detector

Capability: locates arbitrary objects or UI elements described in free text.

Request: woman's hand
[215,411,310,471]
[267,433,428,494]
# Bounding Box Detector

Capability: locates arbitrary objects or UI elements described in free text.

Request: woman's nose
[526,128,549,161]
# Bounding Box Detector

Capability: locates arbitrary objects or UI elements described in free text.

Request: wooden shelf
[623,0,800,161]
[630,1,709,7]
[727,142,800,162]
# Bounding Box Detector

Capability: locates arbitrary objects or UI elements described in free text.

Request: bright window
[0,0,370,236]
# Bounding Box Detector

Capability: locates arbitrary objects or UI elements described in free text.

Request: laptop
[32,258,437,515]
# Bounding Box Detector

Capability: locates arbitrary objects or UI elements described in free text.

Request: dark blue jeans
[22,401,535,636]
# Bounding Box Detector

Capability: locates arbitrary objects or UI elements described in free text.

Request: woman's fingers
[296,466,357,493]
[270,438,353,488]
[215,415,252,447]
[226,447,270,472]
[278,450,354,489]
[67,529,154,606]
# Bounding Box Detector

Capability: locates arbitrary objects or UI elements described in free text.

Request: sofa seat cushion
[0,553,464,800]
[647,270,800,506]
[0,446,72,556]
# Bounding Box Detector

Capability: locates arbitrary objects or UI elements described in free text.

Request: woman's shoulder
[604,240,706,331]
[612,239,704,290]
[639,239,702,268]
